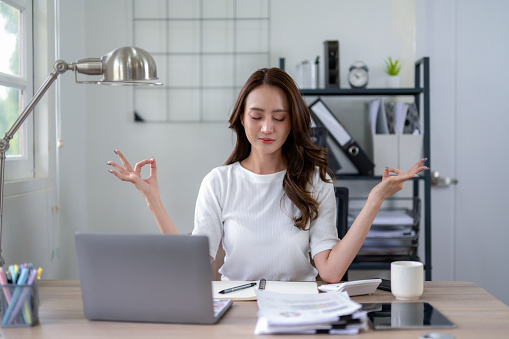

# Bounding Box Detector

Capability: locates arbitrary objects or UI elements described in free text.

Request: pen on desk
[258,278,266,291]
[218,282,257,294]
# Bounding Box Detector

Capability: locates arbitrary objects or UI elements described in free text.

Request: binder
[309,126,342,174]
[309,99,374,175]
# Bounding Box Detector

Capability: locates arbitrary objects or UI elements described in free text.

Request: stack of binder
[309,99,374,175]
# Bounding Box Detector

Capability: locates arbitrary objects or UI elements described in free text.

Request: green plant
[384,57,401,76]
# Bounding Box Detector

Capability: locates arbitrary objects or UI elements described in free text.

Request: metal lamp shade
[100,47,161,85]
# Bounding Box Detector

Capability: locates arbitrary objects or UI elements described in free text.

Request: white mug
[391,261,424,300]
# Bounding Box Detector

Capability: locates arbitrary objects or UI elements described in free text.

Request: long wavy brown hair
[225,67,331,230]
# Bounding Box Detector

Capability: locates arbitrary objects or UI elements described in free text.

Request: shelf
[334,175,425,181]
[300,88,423,96]
[308,58,431,280]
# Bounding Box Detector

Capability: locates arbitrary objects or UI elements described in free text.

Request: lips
[259,138,275,144]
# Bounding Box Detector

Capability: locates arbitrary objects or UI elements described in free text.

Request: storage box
[1,283,39,327]
[372,134,423,175]
[399,134,424,173]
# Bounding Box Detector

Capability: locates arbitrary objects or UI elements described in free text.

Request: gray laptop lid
[75,232,225,324]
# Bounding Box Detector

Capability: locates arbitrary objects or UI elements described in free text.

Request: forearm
[146,194,179,234]
[318,195,383,283]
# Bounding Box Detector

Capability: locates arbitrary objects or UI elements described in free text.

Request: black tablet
[362,302,456,330]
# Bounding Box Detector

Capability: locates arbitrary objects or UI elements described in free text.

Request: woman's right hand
[108,150,159,203]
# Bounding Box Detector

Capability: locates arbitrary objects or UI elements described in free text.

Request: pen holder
[1,282,39,327]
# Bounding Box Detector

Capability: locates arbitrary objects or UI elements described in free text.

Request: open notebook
[212,281,318,300]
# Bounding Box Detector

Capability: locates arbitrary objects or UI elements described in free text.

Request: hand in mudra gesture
[108,150,160,202]
[370,158,428,202]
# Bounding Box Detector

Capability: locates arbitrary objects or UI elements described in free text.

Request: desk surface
[1,280,508,338]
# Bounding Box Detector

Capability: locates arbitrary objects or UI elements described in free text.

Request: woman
[108,68,427,283]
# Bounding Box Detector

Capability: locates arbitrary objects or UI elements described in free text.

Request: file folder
[310,126,342,174]
[309,99,374,175]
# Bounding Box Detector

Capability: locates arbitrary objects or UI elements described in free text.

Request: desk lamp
[0,46,162,266]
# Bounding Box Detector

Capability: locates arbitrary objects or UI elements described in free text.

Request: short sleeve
[309,173,340,258]
[192,169,224,259]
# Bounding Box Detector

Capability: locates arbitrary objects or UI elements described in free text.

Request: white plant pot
[387,76,401,88]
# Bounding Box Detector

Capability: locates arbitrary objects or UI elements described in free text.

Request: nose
[261,118,274,134]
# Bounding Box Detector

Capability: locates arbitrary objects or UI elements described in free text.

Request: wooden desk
[1,280,508,338]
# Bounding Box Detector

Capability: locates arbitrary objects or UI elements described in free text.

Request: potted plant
[384,57,401,88]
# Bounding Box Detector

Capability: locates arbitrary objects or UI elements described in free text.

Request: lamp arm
[3,60,69,143]
[0,59,69,267]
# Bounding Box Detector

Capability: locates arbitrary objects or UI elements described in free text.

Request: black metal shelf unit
[301,58,431,280]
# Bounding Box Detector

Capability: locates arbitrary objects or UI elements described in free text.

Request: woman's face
[241,85,291,160]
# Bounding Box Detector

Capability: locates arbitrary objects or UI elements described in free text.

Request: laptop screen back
[75,233,217,324]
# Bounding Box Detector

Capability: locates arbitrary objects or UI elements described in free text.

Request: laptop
[75,232,232,324]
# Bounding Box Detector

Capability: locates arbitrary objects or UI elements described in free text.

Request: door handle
[431,170,458,187]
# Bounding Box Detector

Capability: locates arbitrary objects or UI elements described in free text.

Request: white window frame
[0,0,34,181]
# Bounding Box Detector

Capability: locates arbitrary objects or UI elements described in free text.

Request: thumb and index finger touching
[109,149,157,180]
[383,158,429,182]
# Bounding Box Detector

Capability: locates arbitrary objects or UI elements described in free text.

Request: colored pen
[36,267,43,280]
[8,265,17,284]
[218,282,256,294]
[6,271,12,283]
[0,267,12,304]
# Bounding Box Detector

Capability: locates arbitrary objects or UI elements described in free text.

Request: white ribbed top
[192,162,339,281]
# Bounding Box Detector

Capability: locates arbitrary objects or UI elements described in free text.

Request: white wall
[56,0,88,279]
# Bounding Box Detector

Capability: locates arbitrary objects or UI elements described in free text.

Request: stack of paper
[254,290,368,335]
[348,209,415,226]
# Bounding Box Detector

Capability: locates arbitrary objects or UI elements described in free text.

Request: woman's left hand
[370,158,428,202]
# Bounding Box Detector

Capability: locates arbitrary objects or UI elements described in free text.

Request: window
[0,0,33,181]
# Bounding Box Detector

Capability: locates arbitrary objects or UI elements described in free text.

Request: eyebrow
[248,107,288,113]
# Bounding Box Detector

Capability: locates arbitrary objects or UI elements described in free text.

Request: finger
[149,157,157,177]
[387,168,404,176]
[407,158,428,174]
[114,150,133,172]
[108,169,126,181]
[133,159,154,174]
[382,167,390,180]
[392,172,419,183]
[107,161,129,175]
